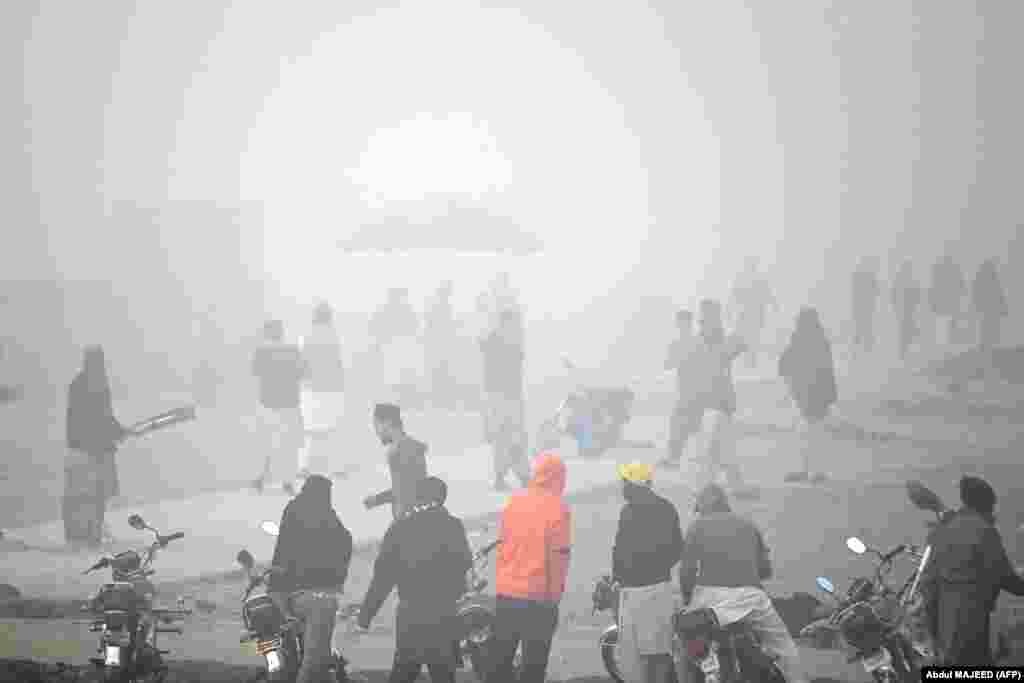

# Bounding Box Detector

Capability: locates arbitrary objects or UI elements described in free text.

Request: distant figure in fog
[971,259,1009,350]
[730,257,778,370]
[424,281,457,409]
[480,309,530,491]
[919,476,1024,665]
[300,303,346,480]
[891,260,922,360]
[661,309,699,469]
[65,346,130,547]
[251,320,308,491]
[778,308,837,484]
[851,257,880,355]
[369,288,420,352]
[929,254,967,348]
[691,300,748,493]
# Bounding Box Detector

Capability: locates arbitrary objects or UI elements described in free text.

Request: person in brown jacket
[363,403,428,520]
[920,476,1024,665]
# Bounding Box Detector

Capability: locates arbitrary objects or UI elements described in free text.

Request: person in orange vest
[488,452,571,683]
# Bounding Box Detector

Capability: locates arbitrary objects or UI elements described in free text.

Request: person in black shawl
[920,476,1024,665]
[268,474,353,683]
[779,308,837,484]
[358,476,472,683]
[64,346,130,546]
[971,259,1009,350]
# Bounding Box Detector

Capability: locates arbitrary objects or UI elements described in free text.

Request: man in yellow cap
[611,462,684,683]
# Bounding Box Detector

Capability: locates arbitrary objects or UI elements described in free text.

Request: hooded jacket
[366,434,429,519]
[359,501,472,654]
[269,476,353,594]
[612,483,684,588]
[495,453,572,603]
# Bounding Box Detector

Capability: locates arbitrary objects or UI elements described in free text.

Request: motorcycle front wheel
[600,627,623,683]
[872,644,916,683]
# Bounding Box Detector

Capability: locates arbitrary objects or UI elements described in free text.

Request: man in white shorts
[300,303,346,479]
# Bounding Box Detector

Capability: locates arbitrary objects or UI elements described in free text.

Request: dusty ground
[5,439,1024,681]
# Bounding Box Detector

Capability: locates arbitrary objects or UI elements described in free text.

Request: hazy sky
[8,1,1022,322]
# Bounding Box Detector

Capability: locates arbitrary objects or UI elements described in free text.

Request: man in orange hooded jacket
[488,452,571,683]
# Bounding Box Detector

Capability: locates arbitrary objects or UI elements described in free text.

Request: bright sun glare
[233,3,718,311]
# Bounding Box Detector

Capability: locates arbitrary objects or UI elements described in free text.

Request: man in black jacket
[268,475,353,683]
[920,476,1024,665]
[612,463,684,683]
[359,476,472,683]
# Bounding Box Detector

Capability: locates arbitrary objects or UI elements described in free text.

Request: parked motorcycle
[590,575,623,683]
[456,528,525,681]
[801,531,931,682]
[594,573,789,683]
[81,514,190,683]
[536,361,635,458]
[672,606,785,683]
[236,520,361,682]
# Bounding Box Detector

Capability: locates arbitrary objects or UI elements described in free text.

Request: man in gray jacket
[363,403,428,519]
[680,484,807,683]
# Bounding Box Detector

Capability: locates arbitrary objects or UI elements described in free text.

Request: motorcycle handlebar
[881,544,907,563]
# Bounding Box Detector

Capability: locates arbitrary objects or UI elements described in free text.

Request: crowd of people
[849,254,1011,359]
[54,254,1018,679]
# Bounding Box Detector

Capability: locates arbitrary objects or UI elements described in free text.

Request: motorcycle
[799,479,965,680]
[456,528,524,681]
[593,575,790,683]
[535,359,635,458]
[801,533,932,681]
[236,520,362,682]
[672,606,785,683]
[590,575,623,683]
[80,514,191,683]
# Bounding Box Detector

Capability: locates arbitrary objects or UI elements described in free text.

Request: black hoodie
[269,476,353,594]
[612,484,684,588]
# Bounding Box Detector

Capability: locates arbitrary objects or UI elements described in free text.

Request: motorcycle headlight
[104,646,121,667]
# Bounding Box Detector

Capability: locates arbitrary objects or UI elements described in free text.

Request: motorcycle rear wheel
[600,628,623,683]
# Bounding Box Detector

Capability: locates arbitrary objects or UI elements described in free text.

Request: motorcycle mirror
[846,537,867,555]
[816,577,836,594]
[259,521,280,537]
[236,550,255,570]
[128,514,147,531]
[906,480,944,514]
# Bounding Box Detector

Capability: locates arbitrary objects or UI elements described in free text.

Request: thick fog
[2,0,1023,524]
